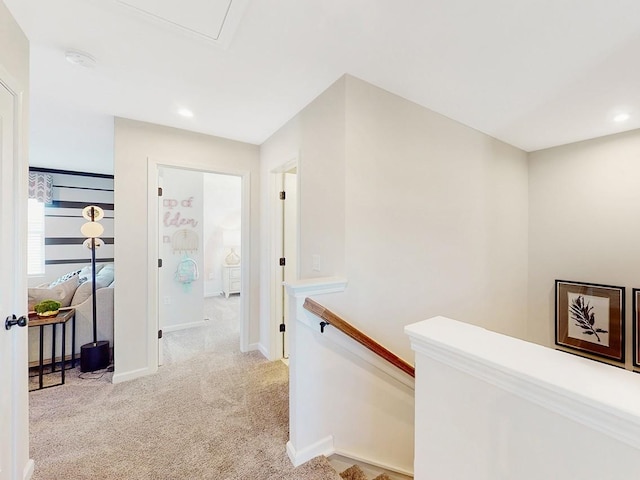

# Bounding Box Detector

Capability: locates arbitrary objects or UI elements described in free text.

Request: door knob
[5,314,28,330]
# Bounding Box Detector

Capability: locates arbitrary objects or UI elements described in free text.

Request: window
[27,198,45,276]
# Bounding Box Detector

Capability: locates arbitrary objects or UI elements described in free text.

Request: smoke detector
[65,50,97,68]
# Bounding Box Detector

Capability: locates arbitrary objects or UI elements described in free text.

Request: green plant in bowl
[34,299,61,317]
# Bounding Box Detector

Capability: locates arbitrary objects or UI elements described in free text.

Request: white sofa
[27,263,114,365]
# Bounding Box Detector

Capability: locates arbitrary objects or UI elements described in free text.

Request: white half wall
[406,316,640,480]
[286,278,414,475]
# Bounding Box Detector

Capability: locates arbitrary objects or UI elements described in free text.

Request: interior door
[281,169,297,358]
[157,167,164,366]
[0,76,30,479]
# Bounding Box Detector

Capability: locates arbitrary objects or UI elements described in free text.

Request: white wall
[202,173,241,296]
[259,77,344,359]
[261,74,529,362]
[158,166,204,330]
[113,118,259,380]
[407,316,640,480]
[528,129,640,368]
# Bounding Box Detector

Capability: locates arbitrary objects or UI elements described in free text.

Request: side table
[28,308,76,391]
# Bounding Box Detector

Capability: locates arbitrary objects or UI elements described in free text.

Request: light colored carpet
[29,295,341,480]
[162,295,241,365]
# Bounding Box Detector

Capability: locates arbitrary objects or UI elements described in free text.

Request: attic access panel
[116,0,248,45]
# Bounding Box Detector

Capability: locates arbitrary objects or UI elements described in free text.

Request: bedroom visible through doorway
[157,167,243,364]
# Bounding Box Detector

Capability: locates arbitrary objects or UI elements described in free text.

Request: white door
[157,167,164,366]
[281,169,297,358]
[0,76,30,479]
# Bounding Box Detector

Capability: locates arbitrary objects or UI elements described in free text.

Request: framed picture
[633,289,640,368]
[555,280,624,362]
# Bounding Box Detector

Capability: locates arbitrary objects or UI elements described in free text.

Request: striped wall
[31,167,114,284]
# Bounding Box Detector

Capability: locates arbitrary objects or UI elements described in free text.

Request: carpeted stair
[339,464,393,480]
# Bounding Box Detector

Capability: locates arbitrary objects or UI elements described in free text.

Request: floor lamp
[79,205,110,372]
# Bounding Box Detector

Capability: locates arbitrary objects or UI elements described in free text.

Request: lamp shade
[82,205,104,221]
[83,238,104,249]
[81,221,104,238]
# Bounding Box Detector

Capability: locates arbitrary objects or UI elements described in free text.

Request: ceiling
[5,0,640,167]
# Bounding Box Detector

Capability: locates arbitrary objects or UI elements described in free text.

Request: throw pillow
[49,269,81,287]
[70,281,93,306]
[28,276,78,310]
[70,265,114,306]
[78,263,106,285]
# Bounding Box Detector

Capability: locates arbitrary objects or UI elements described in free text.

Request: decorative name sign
[162,196,198,244]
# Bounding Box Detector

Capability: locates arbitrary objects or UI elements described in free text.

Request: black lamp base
[80,340,110,372]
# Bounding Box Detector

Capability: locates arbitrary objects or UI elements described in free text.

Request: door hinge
[158,258,163,268]
[279,191,286,200]
[279,257,286,266]
[158,329,163,339]
[158,187,163,196]
[279,323,286,333]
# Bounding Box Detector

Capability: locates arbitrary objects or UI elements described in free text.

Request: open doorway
[155,165,245,366]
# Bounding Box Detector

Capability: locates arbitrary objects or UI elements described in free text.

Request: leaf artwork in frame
[555,280,624,362]
[567,294,609,346]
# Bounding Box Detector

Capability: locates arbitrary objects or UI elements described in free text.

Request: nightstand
[222,265,241,298]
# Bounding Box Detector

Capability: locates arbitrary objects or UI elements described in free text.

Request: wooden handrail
[303,297,415,378]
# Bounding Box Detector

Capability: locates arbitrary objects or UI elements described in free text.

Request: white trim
[332,450,414,478]
[23,459,34,480]
[286,436,334,467]
[162,320,206,333]
[105,0,250,48]
[284,276,348,298]
[246,342,260,352]
[239,171,251,353]
[257,342,270,359]
[112,367,152,384]
[298,308,415,389]
[406,316,640,450]
[269,154,299,362]
[145,157,252,367]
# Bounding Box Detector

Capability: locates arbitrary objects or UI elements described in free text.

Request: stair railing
[303,297,415,378]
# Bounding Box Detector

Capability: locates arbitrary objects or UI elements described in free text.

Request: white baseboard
[257,342,270,359]
[332,450,413,478]
[204,291,222,298]
[162,320,207,333]
[23,459,34,480]
[286,436,334,467]
[112,367,151,384]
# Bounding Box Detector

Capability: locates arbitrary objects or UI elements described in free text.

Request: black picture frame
[555,280,624,362]
[633,289,640,368]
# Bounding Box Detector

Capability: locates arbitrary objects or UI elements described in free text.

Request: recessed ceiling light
[178,108,194,118]
[613,113,630,123]
[65,50,97,68]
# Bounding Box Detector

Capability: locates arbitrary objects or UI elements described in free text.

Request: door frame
[147,157,252,369]
[269,156,299,360]
[0,63,32,479]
